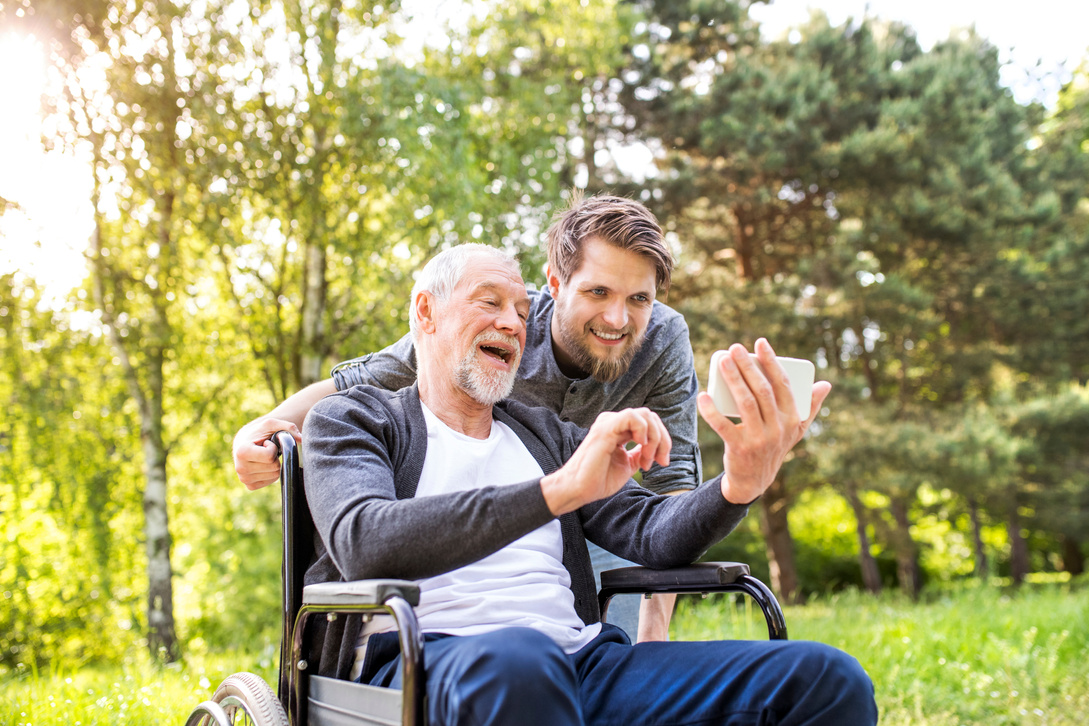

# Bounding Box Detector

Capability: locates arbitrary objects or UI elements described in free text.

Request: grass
[674,580,1089,725]
[0,645,279,726]
[2,581,1086,725]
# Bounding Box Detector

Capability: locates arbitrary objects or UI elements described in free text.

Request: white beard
[454,331,521,405]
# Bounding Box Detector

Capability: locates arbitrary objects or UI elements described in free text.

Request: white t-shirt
[351,403,601,679]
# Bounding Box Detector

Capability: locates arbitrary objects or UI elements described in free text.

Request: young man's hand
[233,417,300,490]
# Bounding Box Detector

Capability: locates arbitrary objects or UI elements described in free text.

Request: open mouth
[480,343,514,363]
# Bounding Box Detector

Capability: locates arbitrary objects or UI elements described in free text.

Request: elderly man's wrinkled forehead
[451,254,527,294]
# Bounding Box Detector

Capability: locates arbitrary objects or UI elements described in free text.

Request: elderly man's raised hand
[697,339,831,506]
[540,408,671,516]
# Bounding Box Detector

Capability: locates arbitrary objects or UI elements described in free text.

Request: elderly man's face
[550,236,657,383]
[436,258,530,405]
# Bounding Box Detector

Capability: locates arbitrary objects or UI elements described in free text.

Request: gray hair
[409,244,521,341]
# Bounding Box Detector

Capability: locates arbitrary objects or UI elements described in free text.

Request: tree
[618,2,926,601]
[27,0,260,660]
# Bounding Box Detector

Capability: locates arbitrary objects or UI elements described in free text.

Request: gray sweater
[302,383,749,679]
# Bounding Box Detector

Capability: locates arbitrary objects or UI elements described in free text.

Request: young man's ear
[545,264,562,297]
[413,291,438,334]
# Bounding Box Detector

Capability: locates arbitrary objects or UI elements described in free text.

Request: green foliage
[0,646,279,725]
[0,275,144,669]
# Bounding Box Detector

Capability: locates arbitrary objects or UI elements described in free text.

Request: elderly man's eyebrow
[475,281,527,298]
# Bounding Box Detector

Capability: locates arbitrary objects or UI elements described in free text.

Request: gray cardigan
[302,383,750,679]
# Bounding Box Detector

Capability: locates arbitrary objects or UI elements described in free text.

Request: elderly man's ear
[414,292,438,334]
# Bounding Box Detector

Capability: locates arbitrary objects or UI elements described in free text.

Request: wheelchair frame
[186,430,787,726]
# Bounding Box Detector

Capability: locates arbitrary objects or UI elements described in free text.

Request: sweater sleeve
[579,476,750,569]
[502,399,749,570]
[637,316,702,494]
[302,389,557,582]
[330,334,418,392]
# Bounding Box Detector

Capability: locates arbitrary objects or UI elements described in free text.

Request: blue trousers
[366,624,877,726]
[587,540,640,640]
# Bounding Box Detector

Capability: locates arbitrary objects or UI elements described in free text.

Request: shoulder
[631,298,692,367]
[527,287,552,322]
[310,384,420,431]
[649,298,689,337]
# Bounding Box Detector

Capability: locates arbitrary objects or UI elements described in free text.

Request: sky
[749,0,1089,106]
[1,0,1087,302]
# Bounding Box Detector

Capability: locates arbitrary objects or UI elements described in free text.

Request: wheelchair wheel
[208,672,289,726]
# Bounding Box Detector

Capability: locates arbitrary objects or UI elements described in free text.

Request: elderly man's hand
[697,339,832,505]
[540,408,671,516]
[233,417,301,490]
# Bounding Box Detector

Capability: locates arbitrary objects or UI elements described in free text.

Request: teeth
[593,330,623,341]
[481,345,508,361]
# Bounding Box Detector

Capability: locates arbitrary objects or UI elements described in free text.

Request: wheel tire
[210,672,290,726]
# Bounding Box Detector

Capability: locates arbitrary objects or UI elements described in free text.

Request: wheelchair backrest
[275,431,313,707]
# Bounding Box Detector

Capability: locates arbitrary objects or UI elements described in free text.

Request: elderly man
[236,194,705,641]
[302,243,877,725]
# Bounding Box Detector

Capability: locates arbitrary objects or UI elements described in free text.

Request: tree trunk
[141,416,178,661]
[846,488,882,594]
[1060,536,1085,576]
[889,495,921,599]
[968,497,989,579]
[90,219,180,662]
[759,476,803,605]
[1006,502,1030,587]
[581,85,602,191]
[299,238,328,387]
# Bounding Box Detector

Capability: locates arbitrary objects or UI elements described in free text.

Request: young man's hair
[545,191,673,291]
[409,243,520,341]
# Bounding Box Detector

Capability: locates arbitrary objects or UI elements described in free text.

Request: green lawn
[2,581,1086,725]
[675,580,1089,725]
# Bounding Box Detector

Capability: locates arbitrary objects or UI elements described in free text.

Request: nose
[600,297,629,330]
[495,300,524,335]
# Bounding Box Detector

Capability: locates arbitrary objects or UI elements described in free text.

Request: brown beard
[555,317,645,384]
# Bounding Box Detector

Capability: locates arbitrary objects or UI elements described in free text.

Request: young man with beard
[236,194,703,640]
[301,243,876,725]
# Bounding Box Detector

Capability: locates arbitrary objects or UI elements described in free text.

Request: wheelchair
[186,431,787,726]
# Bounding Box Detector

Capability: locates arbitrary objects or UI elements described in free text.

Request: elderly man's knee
[437,628,580,725]
[792,641,877,723]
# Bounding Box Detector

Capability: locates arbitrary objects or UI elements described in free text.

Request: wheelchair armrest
[600,562,750,592]
[302,579,420,608]
[598,562,787,640]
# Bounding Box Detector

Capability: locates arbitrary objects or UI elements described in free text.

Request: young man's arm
[232,334,420,490]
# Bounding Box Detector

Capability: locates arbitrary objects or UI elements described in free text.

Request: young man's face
[549,236,657,383]
[432,257,530,405]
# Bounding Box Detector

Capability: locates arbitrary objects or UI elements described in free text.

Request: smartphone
[707,350,815,420]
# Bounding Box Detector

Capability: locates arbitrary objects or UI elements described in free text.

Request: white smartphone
[708,350,815,420]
